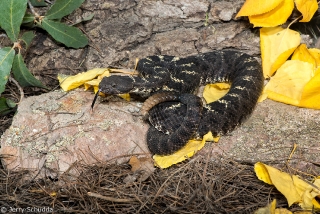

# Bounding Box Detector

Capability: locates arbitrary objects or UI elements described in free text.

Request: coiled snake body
[96,50,264,155]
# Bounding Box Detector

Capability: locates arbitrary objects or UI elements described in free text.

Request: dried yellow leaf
[265,60,313,106]
[84,79,102,91]
[254,162,273,184]
[153,132,219,169]
[295,0,318,22]
[260,27,300,78]
[300,67,320,109]
[254,199,279,214]
[274,208,293,214]
[236,0,283,17]
[49,192,57,197]
[203,83,230,103]
[291,44,316,69]
[255,162,320,209]
[258,88,268,103]
[58,68,109,91]
[118,94,130,101]
[308,48,320,68]
[249,0,294,27]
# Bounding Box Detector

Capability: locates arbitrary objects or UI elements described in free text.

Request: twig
[87,192,137,203]
[9,76,24,103]
[27,0,40,17]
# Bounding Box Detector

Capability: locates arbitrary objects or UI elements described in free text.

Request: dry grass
[0,155,311,214]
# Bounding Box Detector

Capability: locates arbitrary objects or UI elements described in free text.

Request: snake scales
[94,50,264,155]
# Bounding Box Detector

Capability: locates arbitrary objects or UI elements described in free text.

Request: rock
[198,99,320,173]
[2,87,320,177]
[0,90,149,178]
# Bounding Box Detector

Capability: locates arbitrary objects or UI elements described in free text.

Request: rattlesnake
[93,50,264,155]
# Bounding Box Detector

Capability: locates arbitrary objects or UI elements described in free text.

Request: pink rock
[0,89,149,178]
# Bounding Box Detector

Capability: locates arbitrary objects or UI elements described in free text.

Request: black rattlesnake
[94,50,264,155]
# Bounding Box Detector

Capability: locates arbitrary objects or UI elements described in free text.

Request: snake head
[92,76,135,110]
[99,75,134,94]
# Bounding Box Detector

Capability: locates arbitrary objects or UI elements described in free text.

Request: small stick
[88,192,137,203]
[9,76,24,103]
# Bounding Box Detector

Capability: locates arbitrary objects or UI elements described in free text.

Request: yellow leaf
[249,0,294,27]
[50,192,57,197]
[291,44,316,68]
[265,60,314,106]
[154,132,219,169]
[84,79,102,91]
[59,68,109,91]
[118,94,130,101]
[295,0,318,22]
[258,88,268,102]
[275,208,293,214]
[254,199,277,214]
[260,27,301,78]
[254,199,293,214]
[300,67,320,109]
[308,48,320,68]
[203,83,230,103]
[254,162,273,184]
[254,162,320,209]
[236,0,284,17]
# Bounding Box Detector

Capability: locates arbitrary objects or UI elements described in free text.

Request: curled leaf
[203,83,230,103]
[248,0,294,27]
[260,27,300,78]
[0,97,16,116]
[300,67,320,109]
[58,68,109,91]
[265,60,313,106]
[236,0,283,17]
[153,132,219,169]
[308,48,320,68]
[291,44,316,69]
[255,162,320,209]
[295,0,318,22]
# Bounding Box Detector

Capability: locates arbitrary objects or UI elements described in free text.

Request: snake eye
[111,83,116,87]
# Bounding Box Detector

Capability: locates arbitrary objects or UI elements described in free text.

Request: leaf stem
[287,15,302,29]
[9,76,24,103]
[27,0,40,17]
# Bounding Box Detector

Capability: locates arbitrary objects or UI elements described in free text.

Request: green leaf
[0,47,15,95]
[12,53,47,89]
[0,97,16,116]
[0,0,28,42]
[20,31,35,49]
[41,18,88,48]
[46,0,85,20]
[29,0,47,7]
[22,13,35,24]
[6,98,17,108]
